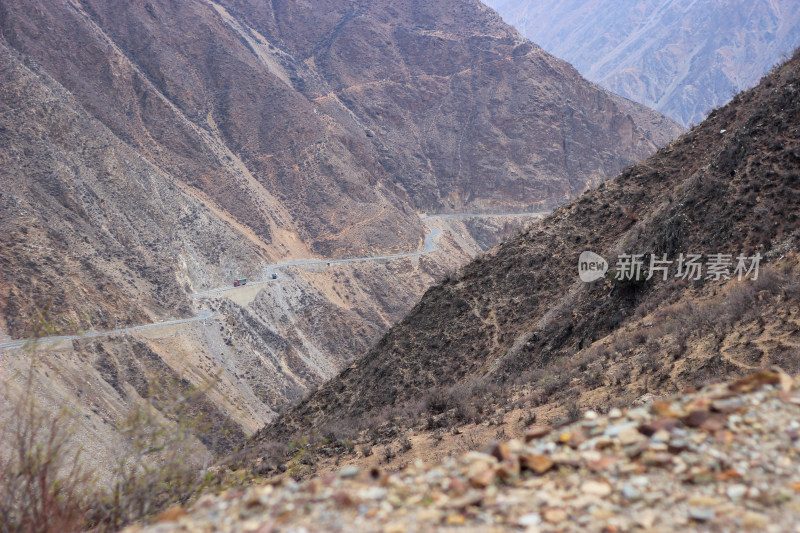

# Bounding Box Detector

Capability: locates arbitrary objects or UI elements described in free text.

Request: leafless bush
[360,444,373,458]
[456,431,482,452]
[423,389,450,414]
[522,410,537,427]
[645,337,661,354]
[565,401,582,423]
[540,373,570,399]
[752,266,782,294]
[447,383,478,423]
[0,358,89,533]
[583,371,604,390]
[672,324,689,358]
[639,350,661,374]
[399,437,412,453]
[88,373,220,531]
[783,278,800,301]
[613,334,633,354]
[768,344,800,374]
[321,419,360,445]
[382,445,396,464]
[422,378,503,426]
[724,284,756,322]
[1,324,225,533]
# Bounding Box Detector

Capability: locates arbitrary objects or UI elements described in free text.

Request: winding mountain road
[0,213,545,350]
[0,311,216,350]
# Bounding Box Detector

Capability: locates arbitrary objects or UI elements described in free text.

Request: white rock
[727,484,748,500]
[518,513,542,526]
[338,465,360,478]
[581,480,612,497]
[622,483,641,500]
[688,507,715,521]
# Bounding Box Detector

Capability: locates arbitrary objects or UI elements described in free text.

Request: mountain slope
[0,0,682,481]
[258,50,800,453]
[0,0,680,338]
[485,0,800,126]
[0,42,265,337]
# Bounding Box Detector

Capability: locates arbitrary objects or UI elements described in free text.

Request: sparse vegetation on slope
[252,49,800,475]
[0,322,242,532]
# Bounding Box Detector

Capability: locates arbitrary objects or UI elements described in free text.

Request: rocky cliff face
[485,0,800,127]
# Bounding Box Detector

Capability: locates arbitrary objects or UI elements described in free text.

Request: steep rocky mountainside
[485,0,800,126]
[0,43,264,339]
[0,0,680,338]
[258,50,800,465]
[1,0,683,483]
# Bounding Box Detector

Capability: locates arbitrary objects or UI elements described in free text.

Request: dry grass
[0,359,89,533]
[0,316,229,532]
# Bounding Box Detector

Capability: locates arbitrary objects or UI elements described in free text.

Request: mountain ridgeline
[484,0,800,127]
[0,0,686,485]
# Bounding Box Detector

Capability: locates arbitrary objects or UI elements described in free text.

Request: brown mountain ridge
[0,0,680,338]
[0,0,682,488]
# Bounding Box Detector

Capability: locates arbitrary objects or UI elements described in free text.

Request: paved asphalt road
[0,213,545,350]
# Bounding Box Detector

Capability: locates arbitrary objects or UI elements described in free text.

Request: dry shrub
[399,436,412,453]
[0,359,89,533]
[320,419,360,445]
[88,379,217,530]
[583,371,604,389]
[421,378,504,426]
[381,445,396,463]
[1,319,226,533]
[564,400,582,423]
[613,334,634,354]
[768,344,800,374]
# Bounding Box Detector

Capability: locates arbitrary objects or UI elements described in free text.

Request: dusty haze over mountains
[485,0,800,126]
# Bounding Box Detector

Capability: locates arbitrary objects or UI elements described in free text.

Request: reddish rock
[524,426,553,442]
[520,454,555,474]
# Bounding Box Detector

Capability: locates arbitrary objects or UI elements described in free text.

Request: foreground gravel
[128,370,800,532]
